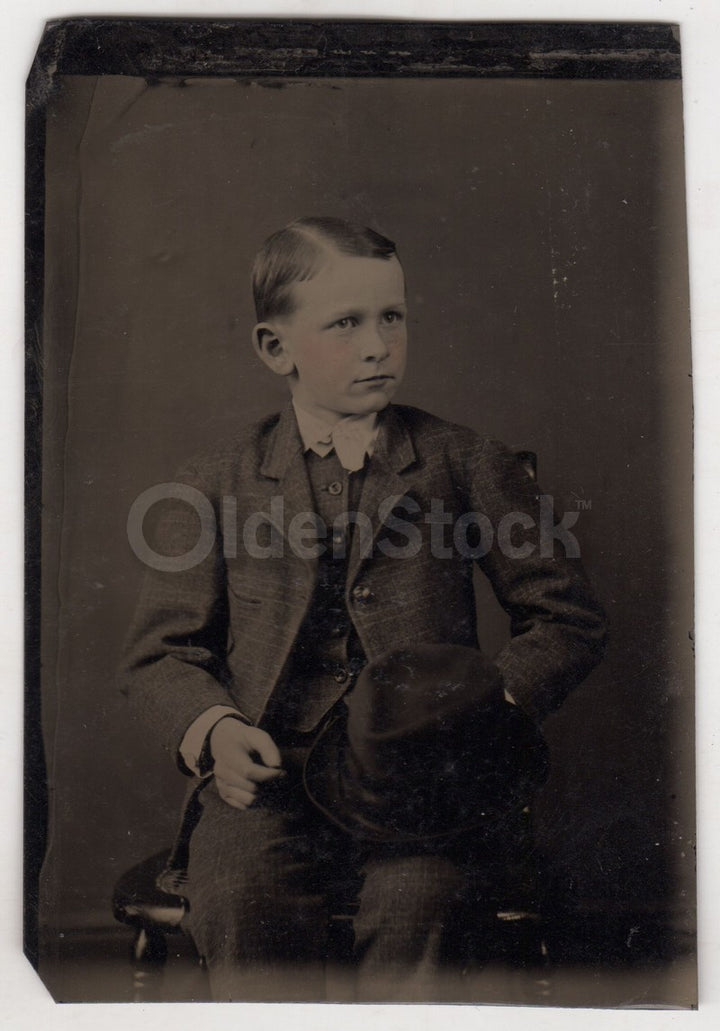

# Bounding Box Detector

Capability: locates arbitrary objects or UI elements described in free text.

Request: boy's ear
[252,322,296,377]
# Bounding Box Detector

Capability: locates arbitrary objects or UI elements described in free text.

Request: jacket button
[327,481,343,496]
[333,669,349,685]
[352,585,372,602]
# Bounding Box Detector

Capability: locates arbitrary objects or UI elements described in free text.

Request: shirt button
[327,481,343,496]
[333,669,349,685]
[352,585,372,602]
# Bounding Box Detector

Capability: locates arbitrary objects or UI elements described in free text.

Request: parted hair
[252,216,397,322]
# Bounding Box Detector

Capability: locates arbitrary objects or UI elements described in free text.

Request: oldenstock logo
[127,484,581,572]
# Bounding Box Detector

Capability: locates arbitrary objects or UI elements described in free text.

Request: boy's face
[259,252,407,424]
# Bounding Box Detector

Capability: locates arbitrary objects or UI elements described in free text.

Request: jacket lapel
[347,405,418,588]
[259,404,318,582]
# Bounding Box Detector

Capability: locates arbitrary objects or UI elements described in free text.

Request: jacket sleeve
[118,463,244,770]
[468,438,607,723]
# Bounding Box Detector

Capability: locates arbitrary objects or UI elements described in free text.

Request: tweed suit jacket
[121,403,606,768]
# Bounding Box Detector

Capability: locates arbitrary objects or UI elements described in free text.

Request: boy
[122,217,606,1001]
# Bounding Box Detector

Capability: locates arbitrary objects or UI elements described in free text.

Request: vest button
[352,585,372,602]
[333,669,349,685]
[327,481,343,496]
[329,624,347,638]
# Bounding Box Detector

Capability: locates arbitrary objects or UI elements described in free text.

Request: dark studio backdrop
[33,21,693,989]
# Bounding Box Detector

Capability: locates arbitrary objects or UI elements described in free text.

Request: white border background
[2,2,716,1028]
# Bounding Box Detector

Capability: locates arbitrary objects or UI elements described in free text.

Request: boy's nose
[358,324,390,361]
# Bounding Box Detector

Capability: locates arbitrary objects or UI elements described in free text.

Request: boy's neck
[291,397,380,433]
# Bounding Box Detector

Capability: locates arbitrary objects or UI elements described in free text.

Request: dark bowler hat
[303,644,549,842]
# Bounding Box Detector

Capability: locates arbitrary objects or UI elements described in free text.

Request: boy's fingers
[245,762,285,784]
[213,758,284,786]
[210,720,284,774]
[211,765,257,793]
[249,728,283,770]
[215,779,256,809]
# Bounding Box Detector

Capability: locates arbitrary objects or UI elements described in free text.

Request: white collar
[292,399,380,465]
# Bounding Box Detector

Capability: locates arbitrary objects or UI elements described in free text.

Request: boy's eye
[334,316,358,329]
[383,310,404,324]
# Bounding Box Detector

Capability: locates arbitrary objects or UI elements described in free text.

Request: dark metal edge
[33,18,681,83]
[24,36,50,974]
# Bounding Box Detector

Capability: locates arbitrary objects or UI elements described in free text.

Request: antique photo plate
[26,17,695,1006]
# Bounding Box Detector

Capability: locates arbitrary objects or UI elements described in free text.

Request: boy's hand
[209,717,284,810]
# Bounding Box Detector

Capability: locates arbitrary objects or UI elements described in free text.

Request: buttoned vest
[260,450,368,738]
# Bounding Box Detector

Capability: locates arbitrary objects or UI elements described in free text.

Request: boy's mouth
[356,374,393,384]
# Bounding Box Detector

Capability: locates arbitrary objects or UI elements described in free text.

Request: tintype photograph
[26,18,695,1006]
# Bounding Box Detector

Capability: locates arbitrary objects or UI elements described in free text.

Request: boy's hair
[252,216,397,322]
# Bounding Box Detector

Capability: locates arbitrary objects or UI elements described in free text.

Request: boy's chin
[346,396,392,416]
[352,385,401,414]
